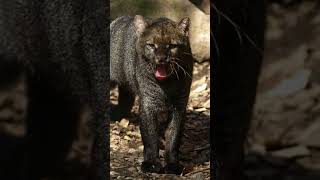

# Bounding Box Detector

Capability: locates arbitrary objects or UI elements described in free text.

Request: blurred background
[245,0,320,179]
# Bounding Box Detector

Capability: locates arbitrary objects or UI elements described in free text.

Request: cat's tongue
[155,64,168,80]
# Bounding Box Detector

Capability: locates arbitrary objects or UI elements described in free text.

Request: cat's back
[110,16,134,35]
[110,16,136,60]
[110,16,138,84]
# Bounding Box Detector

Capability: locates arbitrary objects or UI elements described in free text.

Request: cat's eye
[146,43,156,49]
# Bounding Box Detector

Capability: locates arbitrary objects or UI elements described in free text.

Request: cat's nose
[156,55,168,64]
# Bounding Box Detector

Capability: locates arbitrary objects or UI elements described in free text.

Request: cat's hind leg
[111,86,134,121]
[139,97,163,174]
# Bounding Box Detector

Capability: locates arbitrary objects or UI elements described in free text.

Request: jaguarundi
[110,15,193,174]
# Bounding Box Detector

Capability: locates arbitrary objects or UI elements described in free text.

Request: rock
[192,76,207,89]
[126,131,141,138]
[193,84,207,93]
[252,111,308,147]
[119,119,129,128]
[195,107,207,112]
[110,171,119,176]
[266,12,284,41]
[189,0,210,14]
[311,102,320,113]
[190,172,205,180]
[128,167,136,172]
[249,144,267,155]
[137,157,144,163]
[264,69,311,97]
[284,86,320,107]
[297,100,314,112]
[309,51,320,84]
[187,106,194,111]
[188,11,210,62]
[128,148,136,154]
[138,145,144,151]
[203,99,210,109]
[270,146,310,159]
[124,135,131,141]
[259,45,308,94]
[0,108,12,120]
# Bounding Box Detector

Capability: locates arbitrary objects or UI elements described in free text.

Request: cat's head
[134,15,191,81]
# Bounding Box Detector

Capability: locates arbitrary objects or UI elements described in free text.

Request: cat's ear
[134,15,148,36]
[178,17,190,36]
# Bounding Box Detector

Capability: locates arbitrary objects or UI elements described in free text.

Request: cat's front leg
[139,97,163,173]
[164,107,185,175]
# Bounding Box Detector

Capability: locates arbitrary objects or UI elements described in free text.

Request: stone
[264,69,311,97]
[193,84,207,93]
[190,172,205,180]
[119,118,129,128]
[124,135,131,141]
[270,146,310,159]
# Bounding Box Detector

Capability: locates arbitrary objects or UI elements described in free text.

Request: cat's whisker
[171,61,192,79]
[171,61,185,76]
[172,58,187,66]
[172,57,183,62]
[166,64,174,78]
[170,63,179,80]
[172,58,192,70]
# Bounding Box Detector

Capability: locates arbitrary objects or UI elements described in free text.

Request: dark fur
[212,1,266,180]
[110,15,193,174]
[0,0,109,179]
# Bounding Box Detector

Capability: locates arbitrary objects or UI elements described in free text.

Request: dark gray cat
[110,15,193,174]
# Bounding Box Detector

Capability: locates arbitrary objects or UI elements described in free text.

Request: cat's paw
[164,163,184,175]
[141,161,163,174]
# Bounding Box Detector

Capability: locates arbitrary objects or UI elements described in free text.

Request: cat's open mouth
[155,64,170,81]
